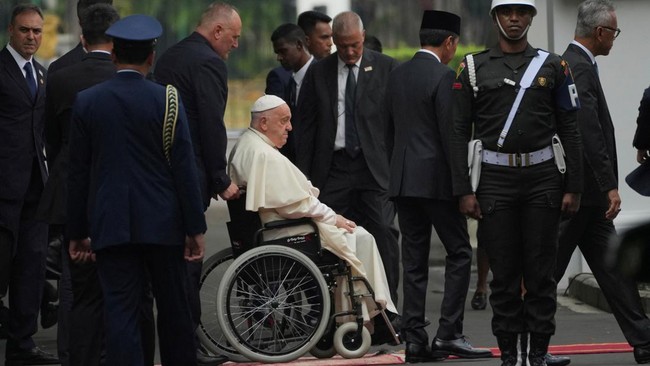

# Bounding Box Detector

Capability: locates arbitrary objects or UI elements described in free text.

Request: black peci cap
[420,10,461,36]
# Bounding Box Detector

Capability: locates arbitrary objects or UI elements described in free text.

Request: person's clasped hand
[69,238,95,263]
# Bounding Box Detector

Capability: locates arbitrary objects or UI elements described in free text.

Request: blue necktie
[24,62,36,100]
[345,64,360,158]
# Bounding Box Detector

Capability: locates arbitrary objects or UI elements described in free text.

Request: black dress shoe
[405,343,447,363]
[5,346,59,366]
[635,343,650,364]
[544,353,571,366]
[470,291,487,310]
[197,349,228,366]
[545,352,571,366]
[432,336,493,359]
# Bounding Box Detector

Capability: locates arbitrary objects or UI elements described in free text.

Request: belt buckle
[514,154,522,167]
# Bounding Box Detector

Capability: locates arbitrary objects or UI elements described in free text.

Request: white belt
[482,146,554,167]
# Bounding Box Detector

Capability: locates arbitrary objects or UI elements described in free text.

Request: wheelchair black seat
[226,192,338,265]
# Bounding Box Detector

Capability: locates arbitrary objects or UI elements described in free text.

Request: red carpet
[153,343,633,365]
[478,342,633,358]
[223,351,405,365]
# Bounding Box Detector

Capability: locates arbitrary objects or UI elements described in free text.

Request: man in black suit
[0,4,59,365]
[298,11,401,305]
[265,11,331,101]
[67,15,205,366]
[47,0,113,75]
[270,23,315,163]
[298,10,333,61]
[555,1,650,364]
[155,2,241,364]
[42,2,114,363]
[386,10,492,363]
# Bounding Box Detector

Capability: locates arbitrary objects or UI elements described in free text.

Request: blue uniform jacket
[67,71,206,250]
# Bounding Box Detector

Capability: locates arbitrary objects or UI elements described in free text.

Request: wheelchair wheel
[333,322,371,359]
[198,248,247,362]
[309,332,337,359]
[217,245,330,363]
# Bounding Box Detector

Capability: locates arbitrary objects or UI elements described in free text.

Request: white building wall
[530,0,650,288]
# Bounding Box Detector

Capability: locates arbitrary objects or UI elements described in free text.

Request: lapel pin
[364,66,372,72]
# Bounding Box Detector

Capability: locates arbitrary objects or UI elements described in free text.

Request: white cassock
[228,128,397,322]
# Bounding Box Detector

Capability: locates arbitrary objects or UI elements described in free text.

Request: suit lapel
[325,55,338,126]
[356,50,374,105]
[570,44,613,125]
[1,48,34,101]
[34,60,46,104]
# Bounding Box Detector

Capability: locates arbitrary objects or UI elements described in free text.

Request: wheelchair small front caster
[333,322,371,359]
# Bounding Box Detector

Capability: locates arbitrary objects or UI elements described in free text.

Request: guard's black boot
[528,333,551,366]
[497,333,519,366]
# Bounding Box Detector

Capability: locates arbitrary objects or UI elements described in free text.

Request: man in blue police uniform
[450,1,583,365]
[67,15,206,366]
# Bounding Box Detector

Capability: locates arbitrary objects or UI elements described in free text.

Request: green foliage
[384,43,486,72]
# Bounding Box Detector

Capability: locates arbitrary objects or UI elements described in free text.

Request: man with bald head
[228,95,397,325]
[155,2,242,364]
[298,12,401,328]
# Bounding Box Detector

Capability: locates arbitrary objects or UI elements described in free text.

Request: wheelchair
[198,193,399,363]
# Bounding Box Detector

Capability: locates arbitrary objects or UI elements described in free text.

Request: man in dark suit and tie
[298,11,401,307]
[555,1,650,364]
[155,3,241,364]
[67,14,206,366]
[386,10,492,363]
[0,4,59,365]
[265,11,332,101]
[47,0,113,75]
[269,23,315,163]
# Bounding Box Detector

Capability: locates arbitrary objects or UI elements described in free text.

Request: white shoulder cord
[466,54,479,98]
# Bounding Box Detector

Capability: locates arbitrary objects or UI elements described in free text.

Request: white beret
[251,94,287,113]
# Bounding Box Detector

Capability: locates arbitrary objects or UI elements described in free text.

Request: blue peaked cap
[106,14,162,42]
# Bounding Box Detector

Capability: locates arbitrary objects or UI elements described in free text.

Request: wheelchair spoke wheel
[333,322,371,359]
[217,245,330,363]
[198,248,247,362]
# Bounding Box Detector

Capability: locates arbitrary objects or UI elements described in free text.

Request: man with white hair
[228,95,397,327]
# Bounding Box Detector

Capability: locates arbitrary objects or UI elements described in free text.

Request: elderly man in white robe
[228,95,398,341]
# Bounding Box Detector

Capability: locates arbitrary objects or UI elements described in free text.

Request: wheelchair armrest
[263,217,317,231]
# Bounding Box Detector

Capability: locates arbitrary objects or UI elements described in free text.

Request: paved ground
[0,199,643,365]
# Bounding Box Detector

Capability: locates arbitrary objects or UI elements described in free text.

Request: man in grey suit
[555,1,650,364]
[386,10,492,363]
[297,11,401,311]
